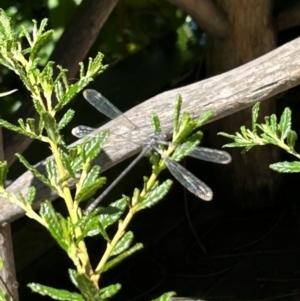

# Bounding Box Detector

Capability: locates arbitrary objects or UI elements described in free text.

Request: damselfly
[72,89,231,213]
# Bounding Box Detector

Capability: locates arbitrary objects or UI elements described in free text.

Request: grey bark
[0,126,19,300]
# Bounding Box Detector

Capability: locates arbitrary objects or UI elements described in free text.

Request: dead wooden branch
[0,124,19,300]
[1,36,300,224]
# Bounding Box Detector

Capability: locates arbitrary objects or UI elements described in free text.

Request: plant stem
[95,209,134,275]
[94,146,175,278]
[50,142,93,275]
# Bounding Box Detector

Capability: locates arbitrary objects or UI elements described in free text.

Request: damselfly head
[72,125,96,138]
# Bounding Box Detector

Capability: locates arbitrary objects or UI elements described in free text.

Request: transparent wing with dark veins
[164,157,213,201]
[189,147,232,164]
[83,89,135,128]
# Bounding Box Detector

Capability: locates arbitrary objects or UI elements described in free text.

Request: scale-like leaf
[195,110,213,128]
[218,132,236,139]
[136,180,172,211]
[132,187,140,206]
[40,201,69,251]
[151,112,161,133]
[98,197,127,229]
[82,165,101,188]
[270,161,300,173]
[0,161,8,188]
[18,118,26,130]
[260,133,277,145]
[269,114,277,134]
[58,109,75,130]
[111,231,134,256]
[100,243,143,273]
[42,112,60,143]
[151,292,177,301]
[54,78,64,103]
[99,284,121,299]
[68,269,79,288]
[171,140,198,161]
[40,60,54,79]
[251,102,260,133]
[173,94,182,136]
[28,283,83,301]
[29,30,53,62]
[26,186,36,205]
[171,132,202,161]
[61,151,76,179]
[36,18,49,37]
[86,52,107,76]
[26,118,36,133]
[71,131,109,171]
[16,153,54,189]
[32,95,46,115]
[287,130,297,149]
[176,112,194,142]
[278,107,292,140]
[75,178,106,204]
[54,74,96,111]
[79,215,109,240]
[46,157,57,184]
[240,126,249,139]
[222,142,255,149]
[0,9,13,38]
[0,118,26,135]
[75,273,102,301]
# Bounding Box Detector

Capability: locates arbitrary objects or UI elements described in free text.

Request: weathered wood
[1,36,300,224]
[0,125,19,300]
[0,223,18,301]
[206,0,278,208]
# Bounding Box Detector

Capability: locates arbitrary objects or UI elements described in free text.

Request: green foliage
[0,9,215,301]
[0,257,7,301]
[0,161,8,188]
[151,292,177,301]
[0,287,6,301]
[136,179,173,211]
[28,283,84,301]
[74,274,102,301]
[219,102,300,173]
[151,112,162,133]
[40,201,72,252]
[100,243,144,273]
